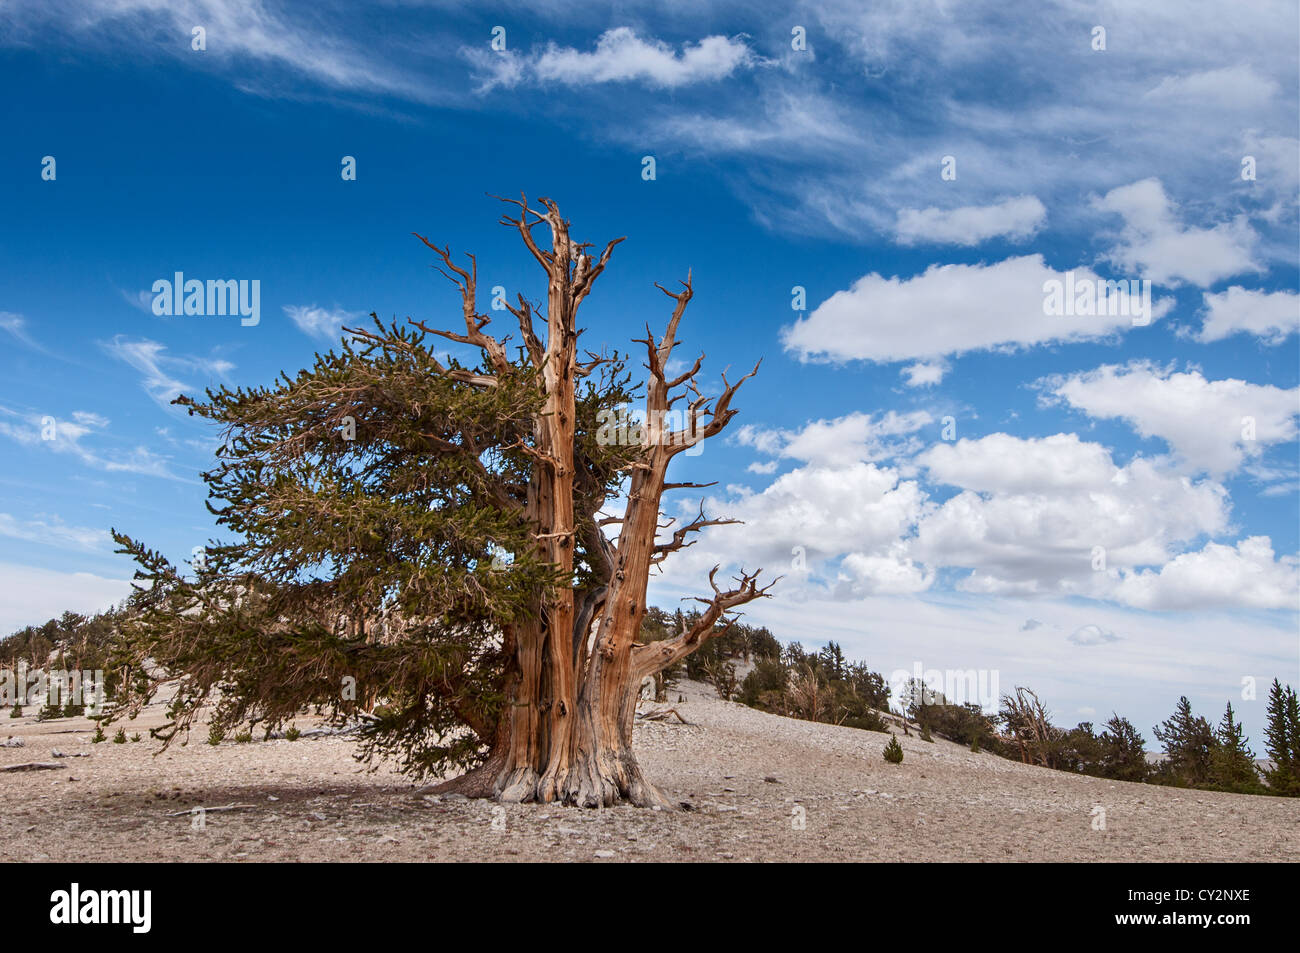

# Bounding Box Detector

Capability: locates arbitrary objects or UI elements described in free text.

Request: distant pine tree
[1153,696,1216,787]
[1098,714,1149,783]
[1263,680,1300,796]
[1208,702,1261,794]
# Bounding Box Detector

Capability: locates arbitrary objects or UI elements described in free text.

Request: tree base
[426,752,677,809]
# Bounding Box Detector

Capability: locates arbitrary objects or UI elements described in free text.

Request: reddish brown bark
[431,197,772,807]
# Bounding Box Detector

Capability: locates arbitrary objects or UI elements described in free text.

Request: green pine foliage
[737,640,891,730]
[1208,702,1262,794]
[1096,715,1150,783]
[37,703,63,721]
[883,735,904,764]
[1152,696,1217,788]
[109,309,639,781]
[1263,680,1300,796]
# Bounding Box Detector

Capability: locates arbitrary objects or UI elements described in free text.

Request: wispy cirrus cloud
[0,512,111,553]
[0,312,48,353]
[284,304,364,343]
[894,196,1046,246]
[4,2,1294,249]
[0,0,433,102]
[0,405,184,481]
[101,336,234,409]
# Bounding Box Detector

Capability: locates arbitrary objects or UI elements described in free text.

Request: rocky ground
[3,679,1297,862]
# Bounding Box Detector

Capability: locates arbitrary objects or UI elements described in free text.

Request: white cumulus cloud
[782,255,1166,365]
[469,28,757,92]
[1095,178,1259,287]
[1112,537,1299,611]
[1040,361,1299,476]
[1196,286,1299,344]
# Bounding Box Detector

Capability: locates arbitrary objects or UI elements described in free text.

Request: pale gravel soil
[2,679,1297,862]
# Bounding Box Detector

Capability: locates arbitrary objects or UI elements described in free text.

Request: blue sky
[1,0,1297,744]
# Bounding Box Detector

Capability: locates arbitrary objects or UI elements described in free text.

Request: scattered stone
[593,850,615,858]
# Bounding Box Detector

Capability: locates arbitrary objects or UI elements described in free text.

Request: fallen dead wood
[163,803,256,817]
[0,761,67,772]
[637,707,691,725]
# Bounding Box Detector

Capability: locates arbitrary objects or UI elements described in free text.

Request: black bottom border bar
[3,861,1289,940]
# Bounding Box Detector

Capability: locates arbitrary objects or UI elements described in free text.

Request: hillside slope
[3,680,1296,862]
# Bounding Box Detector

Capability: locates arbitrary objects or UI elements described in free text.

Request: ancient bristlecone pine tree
[113,197,772,807]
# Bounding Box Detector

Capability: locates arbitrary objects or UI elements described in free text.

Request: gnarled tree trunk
[430,197,770,807]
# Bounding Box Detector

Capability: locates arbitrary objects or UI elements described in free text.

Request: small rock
[593,850,615,858]
[1,738,24,748]
[763,776,780,784]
